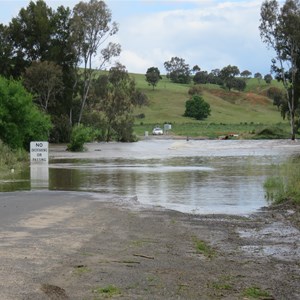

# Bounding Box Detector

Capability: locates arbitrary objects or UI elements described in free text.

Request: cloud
[114,0,275,75]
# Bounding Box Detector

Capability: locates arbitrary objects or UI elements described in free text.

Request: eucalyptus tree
[240,70,252,79]
[23,61,63,111]
[9,0,54,63]
[254,72,263,83]
[164,57,191,84]
[259,0,300,140]
[71,0,121,124]
[219,65,240,91]
[0,24,14,77]
[100,63,137,142]
[145,67,162,90]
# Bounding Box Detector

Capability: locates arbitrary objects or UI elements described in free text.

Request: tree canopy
[184,95,211,120]
[260,0,300,140]
[145,67,162,90]
[0,76,52,149]
[220,65,240,91]
[164,57,191,84]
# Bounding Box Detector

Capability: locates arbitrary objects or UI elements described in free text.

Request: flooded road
[1,139,300,215]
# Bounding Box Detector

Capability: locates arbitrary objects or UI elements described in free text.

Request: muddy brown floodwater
[0,139,299,299]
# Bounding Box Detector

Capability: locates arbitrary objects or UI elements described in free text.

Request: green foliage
[0,140,28,174]
[253,126,287,139]
[242,286,271,299]
[184,95,211,120]
[188,85,203,96]
[220,65,240,91]
[94,64,142,142]
[0,76,52,149]
[264,158,300,205]
[145,67,162,90]
[67,124,97,152]
[23,61,63,111]
[264,74,273,84]
[93,285,121,298]
[193,238,216,258]
[164,57,191,84]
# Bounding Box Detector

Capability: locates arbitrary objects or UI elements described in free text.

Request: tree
[193,71,209,84]
[145,67,162,90]
[95,63,140,142]
[264,74,273,84]
[192,65,201,74]
[254,72,263,83]
[184,95,211,120]
[241,70,252,79]
[9,0,54,63]
[259,0,300,140]
[220,65,240,91]
[164,57,191,84]
[23,61,63,111]
[71,0,121,124]
[0,76,52,149]
[0,24,14,77]
[266,86,286,110]
[188,85,203,96]
[208,69,223,85]
[232,78,247,91]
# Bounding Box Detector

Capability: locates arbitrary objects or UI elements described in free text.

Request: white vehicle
[152,127,163,135]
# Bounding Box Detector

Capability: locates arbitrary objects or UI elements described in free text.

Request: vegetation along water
[0,0,300,206]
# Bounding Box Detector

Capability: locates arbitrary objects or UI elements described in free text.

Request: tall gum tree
[71,0,121,124]
[259,0,300,140]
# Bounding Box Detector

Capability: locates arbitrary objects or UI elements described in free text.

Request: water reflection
[1,139,299,215]
[47,156,275,214]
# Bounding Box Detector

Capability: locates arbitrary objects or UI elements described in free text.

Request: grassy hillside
[131,73,290,138]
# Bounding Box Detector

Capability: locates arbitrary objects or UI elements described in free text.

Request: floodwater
[1,139,300,215]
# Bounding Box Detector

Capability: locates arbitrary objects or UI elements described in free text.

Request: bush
[253,126,287,139]
[0,140,28,174]
[0,76,52,149]
[67,125,97,152]
[184,95,211,120]
[264,158,300,205]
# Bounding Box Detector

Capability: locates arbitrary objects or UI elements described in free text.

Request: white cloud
[0,0,275,75]
[114,0,275,75]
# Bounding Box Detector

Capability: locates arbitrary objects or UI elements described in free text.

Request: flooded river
[1,139,299,215]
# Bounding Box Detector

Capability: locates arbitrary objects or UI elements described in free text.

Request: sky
[0,0,277,76]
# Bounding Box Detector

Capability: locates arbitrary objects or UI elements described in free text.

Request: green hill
[131,74,289,138]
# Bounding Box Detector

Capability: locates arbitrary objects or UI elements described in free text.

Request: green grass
[264,158,300,205]
[133,75,282,124]
[129,73,291,138]
[92,285,121,298]
[242,286,272,299]
[193,238,216,258]
[134,122,290,139]
[0,140,28,177]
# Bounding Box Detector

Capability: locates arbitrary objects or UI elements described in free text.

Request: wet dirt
[0,191,299,300]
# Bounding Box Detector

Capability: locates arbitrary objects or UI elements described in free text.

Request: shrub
[67,125,97,152]
[253,126,287,139]
[0,76,52,149]
[0,140,28,174]
[184,95,211,120]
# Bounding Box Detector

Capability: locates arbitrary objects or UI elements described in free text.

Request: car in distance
[152,127,163,135]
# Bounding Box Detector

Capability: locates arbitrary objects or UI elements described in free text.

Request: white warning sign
[30,141,49,164]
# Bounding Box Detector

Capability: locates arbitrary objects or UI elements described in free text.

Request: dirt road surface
[0,189,299,300]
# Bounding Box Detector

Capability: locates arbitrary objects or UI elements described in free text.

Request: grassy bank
[130,73,294,138]
[264,158,300,206]
[0,141,28,178]
[134,122,291,139]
